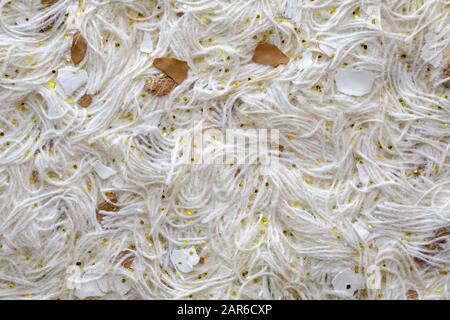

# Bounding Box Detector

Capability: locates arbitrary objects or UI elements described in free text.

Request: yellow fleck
[260,217,268,227]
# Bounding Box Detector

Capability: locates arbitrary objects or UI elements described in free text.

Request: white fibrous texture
[0,0,449,300]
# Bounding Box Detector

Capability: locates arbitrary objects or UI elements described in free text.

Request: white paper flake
[140,32,153,53]
[420,33,443,68]
[170,246,200,273]
[74,278,106,299]
[366,5,381,29]
[357,162,370,185]
[56,66,88,97]
[92,160,116,180]
[296,51,314,70]
[15,16,27,25]
[335,69,375,96]
[73,271,129,299]
[352,220,370,240]
[332,269,364,294]
[319,41,337,56]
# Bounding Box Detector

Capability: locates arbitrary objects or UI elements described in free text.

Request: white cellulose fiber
[0,0,449,300]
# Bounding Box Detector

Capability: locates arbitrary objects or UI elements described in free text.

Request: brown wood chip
[433,227,449,245]
[97,198,119,212]
[443,61,450,88]
[78,94,93,107]
[95,211,105,223]
[96,192,119,222]
[71,31,88,65]
[413,257,426,267]
[252,43,289,67]
[287,288,301,300]
[435,226,450,237]
[41,0,56,4]
[407,289,418,300]
[144,76,177,96]
[118,251,135,269]
[153,57,189,84]
[30,170,39,184]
